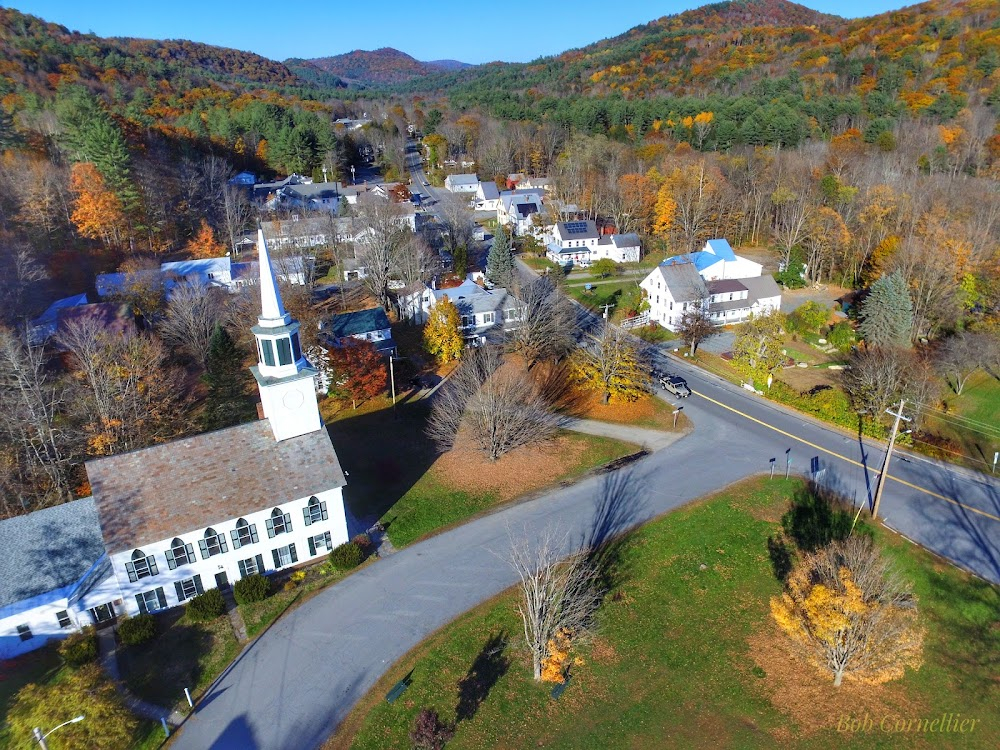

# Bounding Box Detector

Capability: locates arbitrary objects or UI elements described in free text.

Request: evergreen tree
[858,271,913,348]
[485,226,514,288]
[201,325,256,431]
[452,244,469,279]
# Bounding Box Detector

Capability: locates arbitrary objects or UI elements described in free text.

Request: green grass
[239,563,350,638]
[382,432,637,547]
[334,478,998,750]
[517,255,560,274]
[118,610,239,710]
[920,371,1000,469]
[566,280,633,310]
[0,647,62,747]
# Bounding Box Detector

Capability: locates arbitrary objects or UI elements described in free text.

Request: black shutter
[219,535,229,553]
[238,559,247,578]
[272,549,281,568]
[250,525,259,544]
[321,501,328,521]
[255,554,264,574]
[194,575,204,595]
[125,562,138,583]
[308,536,316,556]
[266,518,275,538]
[303,506,312,526]
[155,588,167,609]
[231,529,241,550]
[135,593,147,614]
[148,556,159,576]
[185,543,195,563]
[174,581,185,601]
[283,513,292,533]
[324,532,331,551]
[198,539,210,559]
[289,544,297,564]
[165,548,176,570]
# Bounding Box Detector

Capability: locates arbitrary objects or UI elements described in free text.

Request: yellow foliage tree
[185,218,226,259]
[540,628,584,684]
[770,537,924,687]
[571,323,649,404]
[653,182,677,236]
[423,296,463,364]
[69,162,126,250]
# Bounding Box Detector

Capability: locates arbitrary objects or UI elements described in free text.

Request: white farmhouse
[444,174,480,193]
[497,192,543,235]
[546,220,641,266]
[641,261,708,331]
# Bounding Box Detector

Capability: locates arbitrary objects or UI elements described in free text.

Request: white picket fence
[619,312,650,329]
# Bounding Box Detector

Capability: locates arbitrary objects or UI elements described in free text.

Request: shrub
[410,707,455,750]
[290,570,306,584]
[787,301,828,334]
[185,588,226,622]
[352,533,375,559]
[828,321,856,351]
[118,614,157,646]
[58,627,98,666]
[329,541,364,570]
[233,574,271,605]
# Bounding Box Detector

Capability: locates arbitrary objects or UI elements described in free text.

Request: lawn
[329,477,998,750]
[566,280,636,313]
[239,562,352,639]
[118,609,240,711]
[0,647,62,747]
[925,370,1000,469]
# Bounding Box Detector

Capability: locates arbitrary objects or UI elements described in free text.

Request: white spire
[257,227,290,326]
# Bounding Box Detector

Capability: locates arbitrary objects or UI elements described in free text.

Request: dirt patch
[776,367,837,393]
[747,620,929,739]
[431,434,589,503]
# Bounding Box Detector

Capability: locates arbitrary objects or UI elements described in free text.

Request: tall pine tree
[201,325,256,431]
[486,226,514,289]
[858,271,913,348]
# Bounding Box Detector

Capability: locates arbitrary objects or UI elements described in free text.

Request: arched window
[266,507,292,538]
[199,527,229,559]
[125,549,158,582]
[231,518,259,549]
[303,495,328,526]
[165,537,194,570]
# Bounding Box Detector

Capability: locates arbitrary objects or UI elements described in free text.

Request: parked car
[660,375,691,398]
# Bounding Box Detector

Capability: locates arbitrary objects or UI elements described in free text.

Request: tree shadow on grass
[781,478,860,553]
[455,630,510,723]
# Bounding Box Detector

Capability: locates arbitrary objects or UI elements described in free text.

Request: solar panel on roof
[564,221,589,234]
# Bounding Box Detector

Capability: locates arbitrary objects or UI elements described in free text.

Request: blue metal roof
[662,252,720,272]
[705,239,736,260]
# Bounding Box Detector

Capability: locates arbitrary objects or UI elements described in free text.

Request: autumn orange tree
[771,536,924,687]
[328,339,387,407]
[69,162,127,250]
[185,218,226,259]
[423,296,463,364]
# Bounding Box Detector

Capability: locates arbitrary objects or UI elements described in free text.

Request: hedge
[186,588,226,622]
[118,614,157,646]
[233,574,270,605]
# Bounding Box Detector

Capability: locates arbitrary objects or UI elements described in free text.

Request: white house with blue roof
[661,239,762,281]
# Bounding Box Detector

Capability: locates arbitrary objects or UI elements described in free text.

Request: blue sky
[11,1,909,65]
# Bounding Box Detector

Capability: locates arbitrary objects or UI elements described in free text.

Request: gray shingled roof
[708,279,748,294]
[741,275,782,303]
[325,307,391,338]
[656,262,707,302]
[0,498,106,607]
[87,420,347,554]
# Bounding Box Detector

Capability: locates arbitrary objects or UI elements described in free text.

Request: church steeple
[250,229,321,442]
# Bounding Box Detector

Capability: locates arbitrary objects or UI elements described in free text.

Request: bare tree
[426,346,557,461]
[221,184,254,254]
[437,192,476,257]
[509,277,577,367]
[842,347,937,428]
[935,332,988,396]
[353,195,409,308]
[394,233,434,286]
[0,328,76,511]
[0,242,48,324]
[507,526,602,681]
[158,281,232,366]
[676,295,718,356]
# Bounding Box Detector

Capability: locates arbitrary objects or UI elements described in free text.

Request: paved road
[172,208,999,750]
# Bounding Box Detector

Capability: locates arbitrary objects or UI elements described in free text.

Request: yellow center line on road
[694,390,1000,525]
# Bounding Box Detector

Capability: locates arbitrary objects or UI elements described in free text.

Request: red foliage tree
[328,339,388,406]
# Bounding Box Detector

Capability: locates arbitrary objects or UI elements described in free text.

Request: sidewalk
[97,627,186,727]
[558,417,687,453]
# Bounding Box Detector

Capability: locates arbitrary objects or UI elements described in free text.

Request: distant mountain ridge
[291,47,473,86]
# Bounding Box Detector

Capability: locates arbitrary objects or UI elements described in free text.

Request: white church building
[0,229,350,658]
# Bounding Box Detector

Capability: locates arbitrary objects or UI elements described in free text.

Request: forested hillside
[296,48,471,86]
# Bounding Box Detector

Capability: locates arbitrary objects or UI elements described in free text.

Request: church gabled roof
[86,421,346,554]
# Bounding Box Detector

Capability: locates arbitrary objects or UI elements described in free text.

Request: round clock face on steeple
[282,388,305,411]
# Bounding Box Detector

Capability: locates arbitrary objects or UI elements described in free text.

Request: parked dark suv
[659,374,691,398]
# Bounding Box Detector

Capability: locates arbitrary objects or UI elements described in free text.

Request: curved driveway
[172,360,998,749]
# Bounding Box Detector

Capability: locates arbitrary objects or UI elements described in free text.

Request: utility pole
[388,353,397,416]
[872,399,911,519]
[600,303,615,320]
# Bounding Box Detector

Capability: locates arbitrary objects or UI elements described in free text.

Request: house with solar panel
[546,220,641,266]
